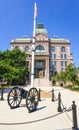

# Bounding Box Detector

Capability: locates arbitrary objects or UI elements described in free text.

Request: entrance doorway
[38,69,43,78]
[35,68,45,78]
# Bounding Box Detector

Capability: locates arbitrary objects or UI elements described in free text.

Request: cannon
[7,87,39,112]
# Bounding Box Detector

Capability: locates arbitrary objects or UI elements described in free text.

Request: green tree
[52,63,79,86]
[65,64,78,85]
[0,49,27,85]
[76,67,79,75]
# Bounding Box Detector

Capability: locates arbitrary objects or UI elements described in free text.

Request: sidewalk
[0,86,79,130]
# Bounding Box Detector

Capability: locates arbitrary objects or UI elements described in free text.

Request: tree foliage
[52,63,79,86]
[0,49,27,85]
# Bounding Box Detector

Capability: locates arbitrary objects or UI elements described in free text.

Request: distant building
[10,23,73,80]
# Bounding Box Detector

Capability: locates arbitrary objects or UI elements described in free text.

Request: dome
[35,23,48,35]
[35,28,48,35]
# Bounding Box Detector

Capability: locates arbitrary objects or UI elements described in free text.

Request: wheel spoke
[16,100,19,106]
[9,95,14,97]
[13,101,16,107]
[26,88,39,112]
[7,87,22,108]
[11,91,15,96]
[10,100,14,105]
[27,101,30,105]
[16,89,21,95]
[9,97,14,101]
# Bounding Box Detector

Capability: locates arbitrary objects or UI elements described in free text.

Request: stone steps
[34,78,52,87]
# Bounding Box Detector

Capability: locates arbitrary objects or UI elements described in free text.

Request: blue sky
[0,0,79,67]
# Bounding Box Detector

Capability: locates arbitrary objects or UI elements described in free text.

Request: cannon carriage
[7,87,39,112]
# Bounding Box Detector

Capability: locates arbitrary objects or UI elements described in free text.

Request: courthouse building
[10,23,73,80]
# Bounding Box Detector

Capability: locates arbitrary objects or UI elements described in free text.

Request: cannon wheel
[26,88,39,112]
[7,87,22,109]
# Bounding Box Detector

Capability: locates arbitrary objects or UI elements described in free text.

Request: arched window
[50,46,55,52]
[25,46,29,51]
[61,47,65,52]
[14,46,19,49]
[35,45,45,52]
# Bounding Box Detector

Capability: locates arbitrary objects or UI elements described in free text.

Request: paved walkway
[0,86,79,130]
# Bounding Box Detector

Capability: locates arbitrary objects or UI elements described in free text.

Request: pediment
[36,34,48,41]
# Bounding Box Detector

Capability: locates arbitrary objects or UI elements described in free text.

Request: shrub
[72,86,79,91]
[0,85,4,89]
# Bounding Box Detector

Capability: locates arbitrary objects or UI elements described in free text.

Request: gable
[36,34,48,41]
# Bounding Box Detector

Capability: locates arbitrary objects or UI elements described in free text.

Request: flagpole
[31,3,37,88]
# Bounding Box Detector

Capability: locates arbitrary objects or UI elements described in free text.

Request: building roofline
[10,37,31,44]
[50,38,70,44]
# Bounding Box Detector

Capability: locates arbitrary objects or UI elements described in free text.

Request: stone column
[46,57,49,78]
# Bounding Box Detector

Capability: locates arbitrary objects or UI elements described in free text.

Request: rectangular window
[61,54,63,59]
[61,61,63,66]
[65,61,67,66]
[64,54,67,59]
[53,61,56,66]
[54,68,56,72]
[50,54,52,59]
[50,61,53,67]
[40,62,43,66]
[37,61,43,66]
[54,54,56,59]
[61,61,67,67]
[61,54,67,59]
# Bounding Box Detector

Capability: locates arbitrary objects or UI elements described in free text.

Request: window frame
[35,45,45,52]
[50,46,55,52]
[25,46,29,52]
[61,47,65,52]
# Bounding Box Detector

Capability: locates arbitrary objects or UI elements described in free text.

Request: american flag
[34,2,38,19]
